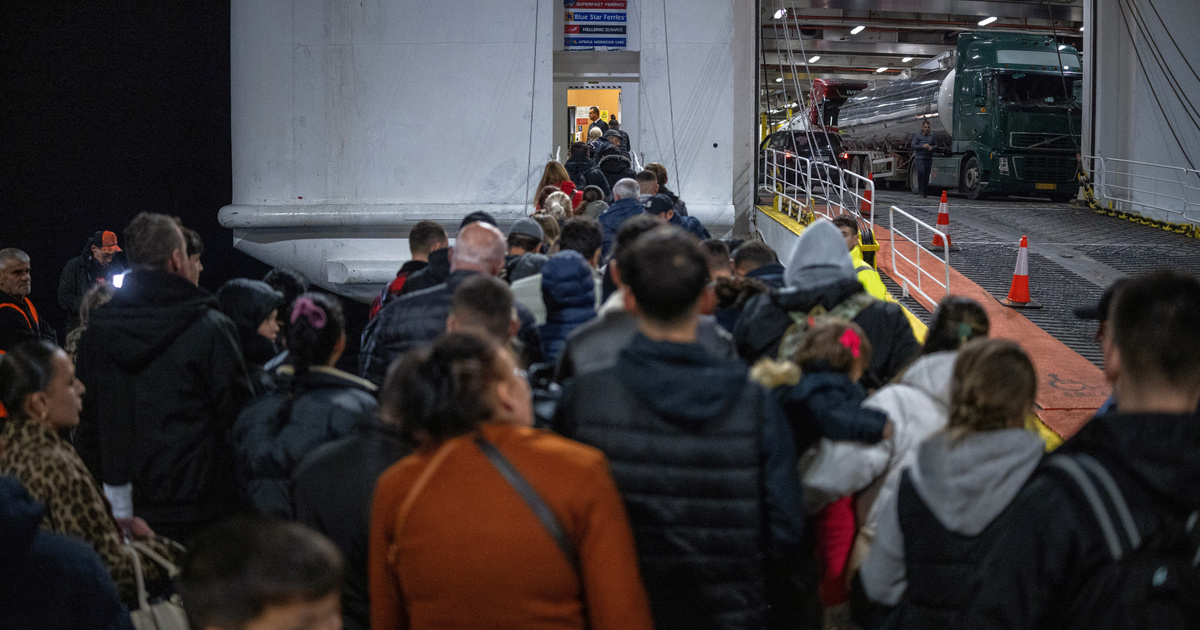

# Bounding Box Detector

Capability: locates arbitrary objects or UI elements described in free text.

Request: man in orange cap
[58,230,127,332]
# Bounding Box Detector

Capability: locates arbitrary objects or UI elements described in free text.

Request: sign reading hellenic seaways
[565,0,627,50]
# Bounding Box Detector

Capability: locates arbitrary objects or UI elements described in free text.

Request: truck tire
[963,156,988,200]
[909,164,921,194]
[850,156,863,179]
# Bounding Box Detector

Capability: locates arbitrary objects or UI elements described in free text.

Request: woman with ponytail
[232,292,378,517]
[860,339,1043,628]
[0,340,181,607]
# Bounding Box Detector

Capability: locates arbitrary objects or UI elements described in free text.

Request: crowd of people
[1,154,1199,630]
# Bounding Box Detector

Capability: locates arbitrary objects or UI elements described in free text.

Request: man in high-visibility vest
[0,248,56,353]
[831,215,888,301]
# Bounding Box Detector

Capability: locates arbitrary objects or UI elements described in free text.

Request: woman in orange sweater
[369,332,654,630]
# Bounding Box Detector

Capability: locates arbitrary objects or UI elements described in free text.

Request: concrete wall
[223,0,754,301]
[1085,0,1200,223]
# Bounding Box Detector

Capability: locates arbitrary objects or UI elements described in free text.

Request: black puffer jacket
[231,366,378,518]
[360,270,539,385]
[566,155,610,197]
[597,152,637,195]
[292,425,411,630]
[74,269,254,539]
[398,247,451,297]
[735,277,920,390]
[0,476,134,630]
[554,334,806,630]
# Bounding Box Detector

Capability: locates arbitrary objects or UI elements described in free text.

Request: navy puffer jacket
[539,251,596,365]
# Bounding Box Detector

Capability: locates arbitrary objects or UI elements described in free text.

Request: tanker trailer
[838,32,1082,201]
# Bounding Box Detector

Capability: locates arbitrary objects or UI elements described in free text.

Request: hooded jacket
[861,429,1044,621]
[598,197,646,258]
[659,185,688,217]
[597,151,637,196]
[370,259,428,320]
[538,250,597,365]
[398,247,451,297]
[780,368,889,454]
[802,351,958,534]
[217,278,284,394]
[0,476,134,630]
[745,263,786,289]
[232,365,378,518]
[58,246,125,332]
[735,220,919,389]
[293,424,411,630]
[74,269,254,537]
[504,252,549,284]
[963,411,1200,630]
[566,155,611,197]
[553,334,806,630]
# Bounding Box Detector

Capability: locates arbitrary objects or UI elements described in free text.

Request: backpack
[1046,453,1200,629]
[776,292,876,362]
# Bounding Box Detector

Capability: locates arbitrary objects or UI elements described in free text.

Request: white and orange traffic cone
[859,173,874,217]
[999,236,1042,309]
[931,191,956,250]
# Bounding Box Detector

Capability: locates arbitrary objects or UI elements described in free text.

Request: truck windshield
[994,73,1079,106]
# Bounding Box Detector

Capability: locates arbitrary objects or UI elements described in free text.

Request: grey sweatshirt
[911,131,937,158]
[860,428,1044,605]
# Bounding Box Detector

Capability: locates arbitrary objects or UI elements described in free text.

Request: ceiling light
[901,56,913,62]
[775,77,783,83]
[978,16,998,26]
[773,9,786,19]
[850,25,866,35]
[1079,26,1085,32]
[876,67,888,73]
[808,55,820,63]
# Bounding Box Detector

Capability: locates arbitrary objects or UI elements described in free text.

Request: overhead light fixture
[775,77,783,82]
[1079,26,1085,32]
[978,16,998,26]
[850,25,866,35]
[876,67,888,73]
[808,55,820,63]
[773,8,786,19]
[901,56,913,62]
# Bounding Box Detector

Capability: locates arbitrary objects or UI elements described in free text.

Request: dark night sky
[1,3,273,337]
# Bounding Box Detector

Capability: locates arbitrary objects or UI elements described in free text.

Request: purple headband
[290,297,327,330]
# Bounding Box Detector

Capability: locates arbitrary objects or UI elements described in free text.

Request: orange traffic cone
[931,191,952,249]
[860,173,874,217]
[999,236,1042,309]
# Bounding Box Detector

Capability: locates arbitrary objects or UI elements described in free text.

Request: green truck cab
[934,32,1083,200]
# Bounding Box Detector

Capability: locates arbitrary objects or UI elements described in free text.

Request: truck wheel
[963,156,988,200]
[850,156,863,179]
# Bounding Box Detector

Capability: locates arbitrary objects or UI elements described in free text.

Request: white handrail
[1084,155,1200,226]
[888,205,950,305]
[762,147,876,237]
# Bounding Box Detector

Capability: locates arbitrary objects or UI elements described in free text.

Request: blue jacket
[746,263,786,289]
[599,197,646,258]
[538,251,597,365]
[670,213,711,240]
[0,476,134,630]
[779,368,889,453]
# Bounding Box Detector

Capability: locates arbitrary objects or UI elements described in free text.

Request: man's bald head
[450,222,507,276]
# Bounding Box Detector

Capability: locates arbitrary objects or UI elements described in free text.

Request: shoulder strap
[474,435,581,576]
[1046,453,1142,560]
[0,303,32,330]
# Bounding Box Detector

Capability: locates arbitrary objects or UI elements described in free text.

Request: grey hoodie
[783,219,856,290]
[861,428,1044,605]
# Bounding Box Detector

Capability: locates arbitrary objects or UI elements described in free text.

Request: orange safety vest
[0,297,40,355]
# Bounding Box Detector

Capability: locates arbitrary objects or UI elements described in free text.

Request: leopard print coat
[0,417,179,606]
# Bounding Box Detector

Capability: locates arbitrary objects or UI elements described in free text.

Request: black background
[1,3,269,338]
[2,3,370,358]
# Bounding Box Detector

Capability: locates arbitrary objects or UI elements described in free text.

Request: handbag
[124,540,190,630]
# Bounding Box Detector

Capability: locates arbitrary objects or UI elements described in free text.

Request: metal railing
[887,205,950,305]
[1084,155,1200,227]
[761,148,875,235]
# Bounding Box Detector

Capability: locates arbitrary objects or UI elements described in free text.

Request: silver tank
[838,68,955,152]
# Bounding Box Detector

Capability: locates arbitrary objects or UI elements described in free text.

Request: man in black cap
[603,129,630,158]
[58,231,127,332]
[644,194,710,241]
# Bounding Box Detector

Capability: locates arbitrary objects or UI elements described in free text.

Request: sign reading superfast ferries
[565,0,627,50]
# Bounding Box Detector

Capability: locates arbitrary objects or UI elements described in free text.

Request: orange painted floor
[873,223,1109,439]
